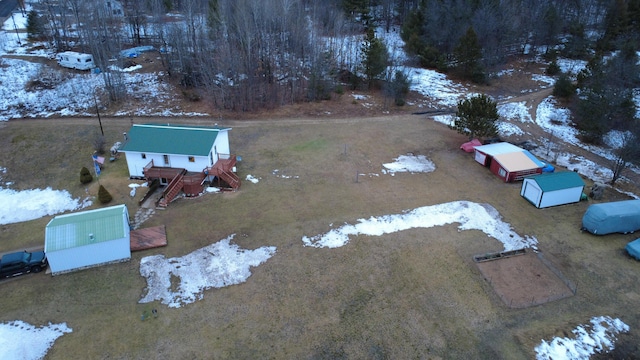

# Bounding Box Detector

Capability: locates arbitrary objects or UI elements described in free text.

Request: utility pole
[10,13,21,46]
[94,92,104,136]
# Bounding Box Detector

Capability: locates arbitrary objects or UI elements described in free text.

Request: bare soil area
[1,61,639,359]
[476,250,575,308]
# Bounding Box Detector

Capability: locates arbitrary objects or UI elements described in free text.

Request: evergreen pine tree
[453,27,485,83]
[361,27,389,89]
[80,166,93,184]
[553,74,576,99]
[400,9,425,55]
[98,185,113,204]
[389,70,410,106]
[453,94,499,141]
[26,10,45,40]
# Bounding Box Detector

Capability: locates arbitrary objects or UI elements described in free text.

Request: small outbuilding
[490,150,544,182]
[582,199,640,235]
[521,172,585,208]
[473,142,524,166]
[45,204,131,275]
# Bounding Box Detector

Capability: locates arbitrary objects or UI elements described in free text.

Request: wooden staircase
[205,155,241,190]
[158,169,186,207]
[217,169,241,189]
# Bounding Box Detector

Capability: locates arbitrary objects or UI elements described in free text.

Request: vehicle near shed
[582,199,640,235]
[0,250,48,278]
[626,238,640,260]
[56,51,95,70]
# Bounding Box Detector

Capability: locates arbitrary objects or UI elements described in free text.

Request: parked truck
[0,250,48,278]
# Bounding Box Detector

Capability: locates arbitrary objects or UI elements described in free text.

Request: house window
[188,156,195,162]
[499,168,506,177]
[163,155,169,165]
[141,153,146,159]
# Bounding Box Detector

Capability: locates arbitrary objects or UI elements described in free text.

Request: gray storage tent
[582,199,640,235]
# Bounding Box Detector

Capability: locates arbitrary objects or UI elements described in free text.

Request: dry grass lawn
[1,109,639,359]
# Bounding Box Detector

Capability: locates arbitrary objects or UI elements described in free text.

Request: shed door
[523,183,541,207]
[474,152,487,165]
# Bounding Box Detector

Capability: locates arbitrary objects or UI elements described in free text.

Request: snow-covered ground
[302,200,537,250]
[1,9,637,360]
[139,235,276,308]
[535,316,629,360]
[0,321,71,360]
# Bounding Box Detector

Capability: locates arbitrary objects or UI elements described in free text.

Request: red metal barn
[490,151,543,182]
[473,142,524,166]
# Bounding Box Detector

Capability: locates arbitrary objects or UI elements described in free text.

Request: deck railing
[143,159,154,175]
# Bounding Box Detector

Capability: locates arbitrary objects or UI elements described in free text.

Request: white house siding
[47,239,131,275]
[161,153,211,173]
[125,152,211,177]
[214,130,231,155]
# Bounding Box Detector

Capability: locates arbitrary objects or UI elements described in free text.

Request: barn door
[523,183,541,207]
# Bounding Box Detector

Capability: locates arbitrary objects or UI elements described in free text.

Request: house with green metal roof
[119,123,232,179]
[520,171,586,208]
[45,204,131,275]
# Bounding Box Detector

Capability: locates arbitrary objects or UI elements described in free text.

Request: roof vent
[89,233,95,242]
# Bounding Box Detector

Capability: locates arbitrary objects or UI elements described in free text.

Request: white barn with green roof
[521,172,586,208]
[45,204,131,275]
[119,123,231,179]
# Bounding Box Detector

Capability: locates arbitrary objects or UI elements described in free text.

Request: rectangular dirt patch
[476,249,575,308]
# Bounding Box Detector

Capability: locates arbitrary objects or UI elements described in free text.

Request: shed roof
[473,142,523,156]
[120,124,230,156]
[526,171,585,191]
[522,150,546,167]
[492,152,540,172]
[45,205,128,252]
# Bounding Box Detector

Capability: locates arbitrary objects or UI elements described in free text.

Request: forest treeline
[24,0,640,149]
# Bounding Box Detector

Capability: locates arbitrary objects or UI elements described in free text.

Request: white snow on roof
[473,142,523,156]
[301,200,537,251]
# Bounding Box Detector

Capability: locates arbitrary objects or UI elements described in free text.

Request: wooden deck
[143,166,184,180]
[130,225,168,251]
